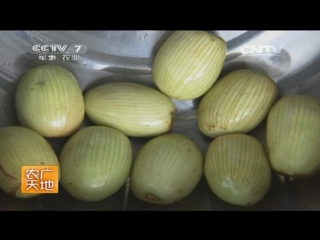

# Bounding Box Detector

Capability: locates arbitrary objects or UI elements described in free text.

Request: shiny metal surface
[1,31,320,210]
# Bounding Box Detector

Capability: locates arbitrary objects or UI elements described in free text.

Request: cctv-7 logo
[74,45,82,52]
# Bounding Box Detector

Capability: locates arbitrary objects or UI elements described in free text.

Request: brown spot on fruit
[168,111,175,130]
[69,183,72,185]
[207,124,215,129]
[146,194,161,201]
[36,81,45,86]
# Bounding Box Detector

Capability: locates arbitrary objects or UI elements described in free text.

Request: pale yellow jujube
[198,69,278,138]
[152,31,227,101]
[204,134,272,206]
[84,82,175,137]
[0,126,60,198]
[59,126,133,202]
[15,65,85,138]
[267,94,320,178]
[131,133,203,204]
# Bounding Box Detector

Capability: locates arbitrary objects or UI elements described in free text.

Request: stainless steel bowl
[1,30,320,210]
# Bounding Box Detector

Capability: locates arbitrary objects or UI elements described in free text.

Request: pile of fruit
[1,31,319,207]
